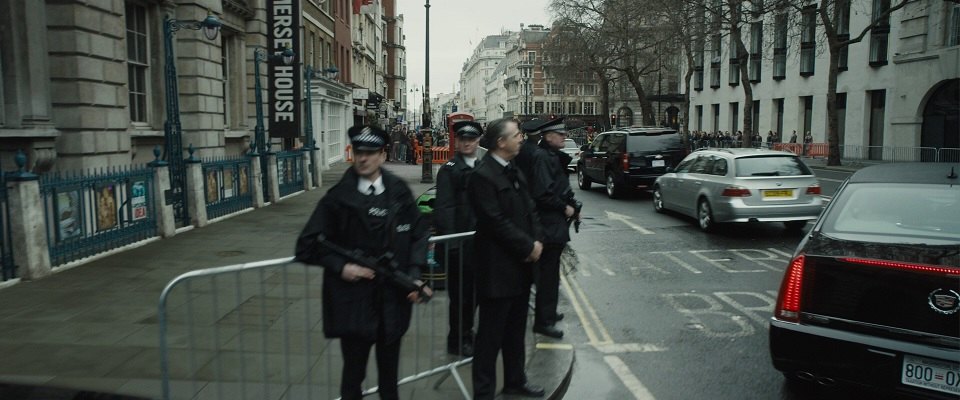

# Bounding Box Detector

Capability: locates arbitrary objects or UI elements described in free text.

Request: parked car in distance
[561,138,580,171]
[769,162,960,399]
[577,127,686,198]
[652,148,823,232]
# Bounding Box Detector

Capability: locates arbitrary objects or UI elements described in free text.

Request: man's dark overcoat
[530,141,574,244]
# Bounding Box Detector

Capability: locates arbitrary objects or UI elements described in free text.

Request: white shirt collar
[490,153,509,168]
[464,155,477,168]
[358,175,385,195]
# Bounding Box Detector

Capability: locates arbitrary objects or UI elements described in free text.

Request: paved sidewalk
[0,161,573,400]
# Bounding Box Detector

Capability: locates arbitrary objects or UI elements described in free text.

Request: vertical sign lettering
[268,0,301,138]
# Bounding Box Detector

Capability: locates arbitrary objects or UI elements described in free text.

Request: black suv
[577,127,687,198]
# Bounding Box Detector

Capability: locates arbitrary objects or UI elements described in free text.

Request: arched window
[921,79,959,162]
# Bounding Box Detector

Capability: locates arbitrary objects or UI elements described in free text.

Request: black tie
[368,184,376,196]
[505,164,519,187]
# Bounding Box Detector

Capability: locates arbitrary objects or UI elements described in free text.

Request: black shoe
[555,313,564,322]
[502,382,545,397]
[533,325,563,339]
[447,341,474,357]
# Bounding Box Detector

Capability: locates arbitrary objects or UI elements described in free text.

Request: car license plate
[902,354,960,395]
[652,160,665,167]
[762,189,793,198]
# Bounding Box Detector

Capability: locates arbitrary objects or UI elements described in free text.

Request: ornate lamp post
[163,14,221,225]
[421,0,433,183]
[522,76,531,120]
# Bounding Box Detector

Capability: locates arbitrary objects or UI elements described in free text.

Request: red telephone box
[445,112,475,150]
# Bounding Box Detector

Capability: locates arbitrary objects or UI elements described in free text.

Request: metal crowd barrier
[158,231,476,400]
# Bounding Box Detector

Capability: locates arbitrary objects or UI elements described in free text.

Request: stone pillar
[301,150,313,191]
[7,162,50,280]
[266,153,280,203]
[311,148,323,188]
[184,158,208,228]
[149,159,176,238]
[249,154,266,208]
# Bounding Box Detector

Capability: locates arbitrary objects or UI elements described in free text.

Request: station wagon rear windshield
[734,156,812,177]
[627,132,683,150]
[820,183,960,244]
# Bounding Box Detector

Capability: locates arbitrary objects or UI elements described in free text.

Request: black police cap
[532,117,567,135]
[452,121,484,138]
[348,125,389,151]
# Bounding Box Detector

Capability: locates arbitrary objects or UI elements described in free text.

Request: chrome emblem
[928,289,960,315]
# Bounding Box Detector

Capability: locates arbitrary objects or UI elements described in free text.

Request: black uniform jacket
[467,153,544,299]
[514,140,539,182]
[435,153,479,236]
[295,168,429,343]
[530,142,575,244]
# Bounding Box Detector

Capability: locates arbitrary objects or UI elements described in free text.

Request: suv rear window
[626,132,683,151]
[734,156,812,177]
[820,183,960,243]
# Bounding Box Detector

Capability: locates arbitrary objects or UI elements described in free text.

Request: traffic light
[611,114,617,125]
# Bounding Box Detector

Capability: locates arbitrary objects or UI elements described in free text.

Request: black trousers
[339,330,402,400]
[445,248,476,347]
[472,292,529,400]
[533,243,564,328]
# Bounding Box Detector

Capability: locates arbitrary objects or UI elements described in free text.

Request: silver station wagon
[653,148,824,232]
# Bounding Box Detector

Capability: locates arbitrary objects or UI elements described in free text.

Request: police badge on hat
[348,125,389,151]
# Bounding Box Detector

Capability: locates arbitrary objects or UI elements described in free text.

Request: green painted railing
[276,150,304,198]
[39,165,157,266]
[202,156,255,219]
[0,171,14,281]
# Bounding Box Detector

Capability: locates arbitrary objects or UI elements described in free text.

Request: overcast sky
[397,0,553,103]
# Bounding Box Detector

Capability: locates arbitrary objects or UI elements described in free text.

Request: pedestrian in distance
[789,130,798,144]
[294,125,432,400]
[468,118,546,400]
[435,120,484,357]
[528,117,580,339]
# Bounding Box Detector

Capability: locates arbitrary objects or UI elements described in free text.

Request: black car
[769,163,960,399]
[577,127,687,198]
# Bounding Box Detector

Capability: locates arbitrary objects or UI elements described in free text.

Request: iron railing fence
[276,150,305,198]
[158,232,477,400]
[938,148,960,163]
[39,165,157,266]
[838,145,939,162]
[202,156,255,220]
[0,171,14,281]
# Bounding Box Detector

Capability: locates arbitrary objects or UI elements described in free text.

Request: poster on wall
[206,170,220,203]
[267,0,302,138]
[56,190,82,241]
[223,168,235,199]
[96,184,117,232]
[130,181,148,221]
[238,166,250,196]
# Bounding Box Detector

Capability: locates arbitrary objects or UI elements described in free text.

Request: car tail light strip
[721,186,752,197]
[805,184,821,195]
[775,255,805,322]
[838,257,958,276]
[622,153,630,170]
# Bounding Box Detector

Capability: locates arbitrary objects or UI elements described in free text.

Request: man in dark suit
[468,118,545,399]
[435,120,484,357]
[295,125,432,400]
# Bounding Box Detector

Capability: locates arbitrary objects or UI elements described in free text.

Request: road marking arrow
[605,211,654,234]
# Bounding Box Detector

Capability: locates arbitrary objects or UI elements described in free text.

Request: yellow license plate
[762,189,793,198]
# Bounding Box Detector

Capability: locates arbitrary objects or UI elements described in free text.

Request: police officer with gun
[528,117,581,339]
[295,125,432,400]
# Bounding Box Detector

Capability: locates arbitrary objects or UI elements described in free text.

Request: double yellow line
[560,273,613,345]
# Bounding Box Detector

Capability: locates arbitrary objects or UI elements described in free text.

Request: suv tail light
[774,255,805,323]
[805,184,821,195]
[721,186,752,197]
[621,153,630,170]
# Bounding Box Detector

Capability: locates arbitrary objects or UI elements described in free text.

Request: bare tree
[543,17,617,129]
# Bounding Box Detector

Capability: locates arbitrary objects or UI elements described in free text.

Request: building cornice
[224,0,254,18]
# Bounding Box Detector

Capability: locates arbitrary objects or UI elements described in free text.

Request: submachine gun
[314,233,432,302]
[564,187,583,233]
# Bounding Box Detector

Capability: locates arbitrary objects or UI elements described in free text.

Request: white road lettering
[604,355,657,400]
[605,211,654,234]
[714,291,777,326]
[730,249,786,272]
[690,250,765,273]
[649,251,702,274]
[662,293,755,337]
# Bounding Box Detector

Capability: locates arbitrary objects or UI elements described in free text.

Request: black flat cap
[348,125,389,151]
[452,121,484,138]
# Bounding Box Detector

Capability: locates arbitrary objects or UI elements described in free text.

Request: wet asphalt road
[555,169,879,400]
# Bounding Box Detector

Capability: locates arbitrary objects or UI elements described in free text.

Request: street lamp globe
[281,47,295,65]
[324,66,339,80]
[200,15,222,40]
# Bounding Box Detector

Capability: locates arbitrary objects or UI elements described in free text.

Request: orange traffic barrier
[806,143,828,158]
[773,143,803,155]
[412,147,452,164]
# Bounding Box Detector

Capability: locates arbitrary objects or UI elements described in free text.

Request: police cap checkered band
[349,125,388,150]
[457,125,480,135]
[452,121,483,138]
[540,123,567,134]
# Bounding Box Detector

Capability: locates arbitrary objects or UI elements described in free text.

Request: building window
[800,6,816,76]
[870,0,890,66]
[836,92,847,146]
[583,84,597,96]
[567,101,579,115]
[774,98,784,137]
[527,51,536,63]
[712,104,720,133]
[695,105,703,131]
[837,0,850,71]
[126,3,149,123]
[535,101,544,114]
[710,34,721,88]
[550,101,562,114]
[950,4,960,46]
[774,13,787,80]
[801,96,813,136]
[694,40,704,91]
[730,102,739,133]
[749,22,762,82]
[583,102,596,115]
[729,36,740,86]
